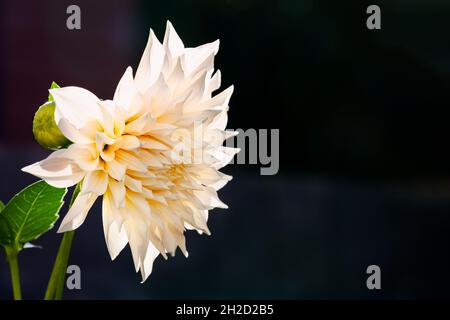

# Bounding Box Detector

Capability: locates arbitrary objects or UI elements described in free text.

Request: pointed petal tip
[109,251,120,261]
[140,270,151,283]
[125,66,133,74]
[57,224,70,233]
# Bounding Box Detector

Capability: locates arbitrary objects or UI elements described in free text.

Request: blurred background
[1,0,450,299]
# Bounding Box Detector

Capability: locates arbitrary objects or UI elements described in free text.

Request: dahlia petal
[181,40,219,76]
[108,178,126,207]
[124,113,154,135]
[138,150,164,168]
[98,100,116,137]
[195,166,232,190]
[57,118,96,144]
[95,132,116,152]
[140,243,160,282]
[163,21,184,59]
[106,221,128,261]
[194,188,228,209]
[125,175,143,193]
[210,146,241,169]
[208,70,221,94]
[58,192,98,233]
[126,191,150,217]
[135,29,165,93]
[21,151,85,188]
[114,67,143,118]
[139,136,170,150]
[182,203,210,235]
[50,86,102,128]
[115,150,147,172]
[124,219,148,272]
[208,111,228,131]
[64,144,99,171]
[119,135,141,150]
[102,192,128,260]
[105,160,126,181]
[82,170,108,195]
[185,85,233,115]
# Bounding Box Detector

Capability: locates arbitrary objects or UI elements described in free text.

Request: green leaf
[0,200,5,212]
[0,181,67,248]
[48,81,60,101]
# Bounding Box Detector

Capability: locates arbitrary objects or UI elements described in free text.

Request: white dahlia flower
[23,21,239,282]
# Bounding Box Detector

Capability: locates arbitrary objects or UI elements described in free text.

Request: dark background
[1,0,450,299]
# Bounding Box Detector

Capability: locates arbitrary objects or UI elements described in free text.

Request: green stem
[44,231,75,300]
[5,246,22,300]
[44,183,80,300]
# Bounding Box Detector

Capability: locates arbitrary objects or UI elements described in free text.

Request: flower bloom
[23,21,239,281]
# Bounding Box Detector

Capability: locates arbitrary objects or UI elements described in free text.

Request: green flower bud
[32,101,71,150]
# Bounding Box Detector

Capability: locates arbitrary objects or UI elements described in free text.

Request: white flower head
[23,21,239,282]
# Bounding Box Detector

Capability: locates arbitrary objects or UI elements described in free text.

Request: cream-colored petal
[194,165,232,190]
[108,178,126,207]
[181,40,219,76]
[21,151,85,188]
[140,243,160,282]
[58,192,98,233]
[185,85,233,114]
[57,118,96,144]
[163,21,184,59]
[139,136,170,150]
[98,100,117,137]
[126,191,150,217]
[50,86,102,128]
[113,67,143,118]
[138,150,164,168]
[124,219,148,272]
[124,113,154,135]
[135,29,165,93]
[95,132,116,152]
[82,170,108,195]
[206,69,221,96]
[64,144,99,172]
[105,160,126,181]
[119,135,141,150]
[194,188,228,209]
[102,192,128,260]
[210,146,240,169]
[125,175,143,193]
[115,150,147,172]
